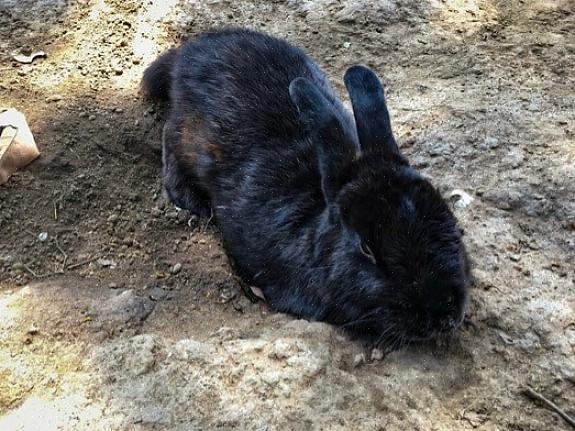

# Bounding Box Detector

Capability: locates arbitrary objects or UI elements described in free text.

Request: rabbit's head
[289,66,470,344]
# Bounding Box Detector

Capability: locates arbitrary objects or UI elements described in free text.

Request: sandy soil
[0,0,574,430]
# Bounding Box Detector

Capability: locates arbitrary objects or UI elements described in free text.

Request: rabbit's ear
[290,77,355,202]
[344,65,400,156]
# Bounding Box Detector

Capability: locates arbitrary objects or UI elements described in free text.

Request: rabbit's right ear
[290,77,355,203]
[344,65,400,157]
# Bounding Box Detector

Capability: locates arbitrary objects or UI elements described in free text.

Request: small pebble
[371,348,384,361]
[38,232,48,242]
[166,211,179,220]
[149,286,167,301]
[218,287,236,303]
[17,67,31,76]
[482,136,499,149]
[449,189,474,209]
[27,324,39,335]
[45,95,62,102]
[509,254,521,262]
[170,263,182,275]
[177,211,189,224]
[353,353,366,368]
[97,258,116,268]
[187,215,199,227]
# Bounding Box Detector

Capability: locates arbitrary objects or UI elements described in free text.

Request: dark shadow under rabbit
[142,28,470,346]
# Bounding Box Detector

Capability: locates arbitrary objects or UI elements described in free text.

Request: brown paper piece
[0,109,40,184]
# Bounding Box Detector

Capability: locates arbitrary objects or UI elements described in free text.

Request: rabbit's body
[144,29,470,343]
[153,29,353,320]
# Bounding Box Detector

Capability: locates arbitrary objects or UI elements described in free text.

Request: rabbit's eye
[360,241,376,264]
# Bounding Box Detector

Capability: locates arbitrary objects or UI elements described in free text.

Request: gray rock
[173,339,215,363]
[91,290,154,326]
[126,334,156,376]
[131,406,171,425]
[269,338,300,360]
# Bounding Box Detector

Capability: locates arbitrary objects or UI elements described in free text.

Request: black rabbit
[143,28,470,345]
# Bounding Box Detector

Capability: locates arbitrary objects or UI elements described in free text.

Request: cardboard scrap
[12,50,47,64]
[0,109,40,184]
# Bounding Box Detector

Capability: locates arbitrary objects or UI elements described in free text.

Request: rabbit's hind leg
[162,118,211,217]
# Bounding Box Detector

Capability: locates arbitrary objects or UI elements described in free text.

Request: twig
[523,387,575,429]
[54,238,68,271]
[22,264,63,279]
[202,209,214,232]
[66,254,104,270]
[37,271,64,279]
[22,264,38,278]
[52,193,64,221]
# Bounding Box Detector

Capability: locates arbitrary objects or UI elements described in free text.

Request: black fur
[141,48,178,102]
[143,28,470,345]
[344,65,399,156]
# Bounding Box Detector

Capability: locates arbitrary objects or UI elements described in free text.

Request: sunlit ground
[0,285,92,430]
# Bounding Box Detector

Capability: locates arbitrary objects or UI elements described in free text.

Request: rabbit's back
[172,29,341,156]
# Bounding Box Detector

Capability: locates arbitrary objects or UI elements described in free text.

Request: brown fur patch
[203,141,223,161]
[177,111,223,164]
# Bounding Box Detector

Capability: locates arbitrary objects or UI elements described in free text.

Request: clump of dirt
[0,0,574,430]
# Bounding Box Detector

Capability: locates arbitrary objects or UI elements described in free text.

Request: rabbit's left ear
[290,77,355,203]
[344,65,401,157]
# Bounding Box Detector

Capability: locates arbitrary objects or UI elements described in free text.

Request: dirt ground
[0,0,574,430]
